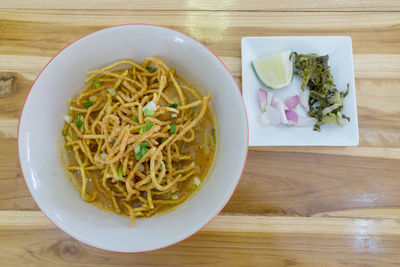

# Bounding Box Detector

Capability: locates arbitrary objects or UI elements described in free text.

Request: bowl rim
[17,23,249,253]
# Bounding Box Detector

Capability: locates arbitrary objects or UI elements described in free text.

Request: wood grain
[0,0,399,11]
[3,138,400,216]
[3,77,400,147]
[0,140,38,211]
[1,211,400,266]
[2,54,400,80]
[313,208,400,219]
[3,210,400,235]
[0,10,399,56]
[1,1,400,265]
[4,228,400,266]
[224,150,400,216]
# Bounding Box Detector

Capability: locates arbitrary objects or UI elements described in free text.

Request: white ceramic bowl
[18,24,248,252]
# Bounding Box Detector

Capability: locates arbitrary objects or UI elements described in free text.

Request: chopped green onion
[63,114,72,123]
[169,103,178,108]
[193,176,201,186]
[146,66,157,73]
[135,145,149,161]
[117,166,123,179]
[140,120,153,134]
[163,160,168,172]
[112,138,116,145]
[143,101,157,116]
[161,138,167,143]
[169,124,176,134]
[76,114,83,127]
[134,145,141,154]
[132,115,137,121]
[92,80,101,88]
[89,95,97,102]
[171,194,179,200]
[140,147,148,157]
[62,130,68,136]
[143,108,154,116]
[107,88,116,96]
[84,101,93,108]
[211,128,216,142]
[145,120,153,131]
[140,141,149,148]
[150,179,153,183]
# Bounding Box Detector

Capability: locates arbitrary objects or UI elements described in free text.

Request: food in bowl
[19,24,247,252]
[62,56,216,227]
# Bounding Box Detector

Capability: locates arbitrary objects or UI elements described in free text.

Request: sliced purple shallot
[265,106,281,125]
[258,88,268,111]
[284,95,299,110]
[285,110,298,126]
[257,88,314,128]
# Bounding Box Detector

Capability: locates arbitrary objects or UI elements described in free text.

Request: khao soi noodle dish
[61,57,216,227]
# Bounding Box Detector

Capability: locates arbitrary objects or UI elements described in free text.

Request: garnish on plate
[293,53,350,131]
[258,89,315,127]
[251,50,293,89]
[254,51,350,131]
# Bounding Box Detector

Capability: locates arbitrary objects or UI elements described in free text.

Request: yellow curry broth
[64,67,216,219]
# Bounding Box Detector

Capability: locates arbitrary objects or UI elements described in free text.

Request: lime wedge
[251,50,293,89]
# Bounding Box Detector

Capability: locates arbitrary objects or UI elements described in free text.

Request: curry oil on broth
[63,71,217,219]
[156,77,218,215]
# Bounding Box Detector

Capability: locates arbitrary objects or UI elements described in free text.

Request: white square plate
[242,36,359,146]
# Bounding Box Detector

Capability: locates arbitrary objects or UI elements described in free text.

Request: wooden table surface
[1,0,400,266]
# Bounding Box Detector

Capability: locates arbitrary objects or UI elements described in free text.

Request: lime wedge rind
[251,50,293,90]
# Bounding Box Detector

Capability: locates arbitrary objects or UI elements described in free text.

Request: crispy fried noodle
[62,57,216,227]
